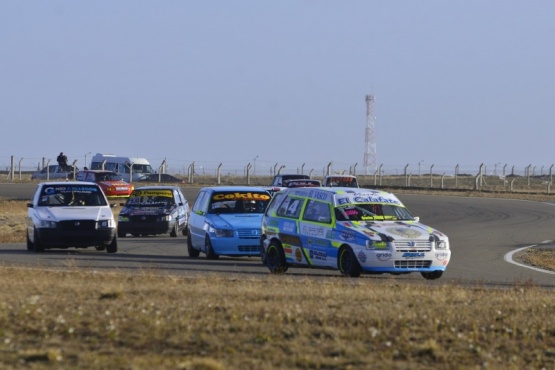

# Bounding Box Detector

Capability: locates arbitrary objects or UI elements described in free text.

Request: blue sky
[2,1,554,176]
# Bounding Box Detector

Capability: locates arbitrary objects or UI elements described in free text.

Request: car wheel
[421,271,443,280]
[259,236,267,265]
[26,230,33,251]
[205,236,219,260]
[32,228,45,253]
[106,236,118,253]
[266,240,288,274]
[118,229,126,238]
[338,246,361,277]
[187,229,200,258]
[170,223,178,237]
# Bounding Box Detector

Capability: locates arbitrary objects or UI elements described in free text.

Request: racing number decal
[286,199,301,217]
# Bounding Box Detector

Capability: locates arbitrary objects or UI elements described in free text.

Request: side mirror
[413,216,420,222]
[27,202,34,208]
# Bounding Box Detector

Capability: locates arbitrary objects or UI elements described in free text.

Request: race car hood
[206,214,264,230]
[121,205,175,216]
[338,220,447,241]
[36,207,114,222]
[99,180,130,187]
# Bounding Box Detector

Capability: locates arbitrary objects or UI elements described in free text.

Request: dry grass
[2,188,555,368]
[0,268,554,370]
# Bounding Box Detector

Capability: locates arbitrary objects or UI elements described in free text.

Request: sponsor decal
[132,189,173,198]
[357,250,367,263]
[306,190,330,201]
[212,192,270,201]
[284,247,293,255]
[339,229,356,241]
[282,222,296,233]
[385,227,422,238]
[402,252,425,258]
[435,252,449,261]
[268,219,279,227]
[353,196,401,205]
[362,230,376,237]
[309,249,327,261]
[301,224,326,238]
[295,248,303,262]
[376,252,392,261]
[280,234,301,246]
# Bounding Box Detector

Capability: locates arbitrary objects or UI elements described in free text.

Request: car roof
[278,174,310,178]
[200,186,271,192]
[281,187,403,205]
[132,185,183,191]
[78,170,118,174]
[38,181,97,186]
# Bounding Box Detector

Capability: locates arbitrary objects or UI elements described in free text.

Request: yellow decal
[213,192,270,201]
[132,190,173,198]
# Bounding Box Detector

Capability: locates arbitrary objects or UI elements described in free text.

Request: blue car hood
[206,214,263,229]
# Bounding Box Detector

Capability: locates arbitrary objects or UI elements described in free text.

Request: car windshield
[208,191,271,214]
[38,185,107,207]
[97,173,122,181]
[125,189,174,207]
[334,203,414,221]
[327,177,358,187]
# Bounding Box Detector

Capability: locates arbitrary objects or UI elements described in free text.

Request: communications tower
[364,95,377,174]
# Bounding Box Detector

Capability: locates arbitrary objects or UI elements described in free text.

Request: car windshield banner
[132,189,173,198]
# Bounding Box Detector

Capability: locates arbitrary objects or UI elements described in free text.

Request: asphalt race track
[1,184,554,287]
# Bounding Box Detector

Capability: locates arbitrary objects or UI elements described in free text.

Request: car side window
[303,200,331,224]
[276,196,303,219]
[192,191,210,213]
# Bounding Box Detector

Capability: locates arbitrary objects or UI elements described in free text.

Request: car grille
[394,260,432,269]
[237,228,261,240]
[130,215,158,223]
[238,245,261,253]
[393,241,432,252]
[59,220,96,231]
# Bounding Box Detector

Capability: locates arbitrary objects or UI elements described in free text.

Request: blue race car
[186,186,272,259]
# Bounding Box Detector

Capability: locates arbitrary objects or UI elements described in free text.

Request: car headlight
[161,215,173,221]
[98,219,115,228]
[365,240,389,250]
[208,225,234,237]
[38,220,57,228]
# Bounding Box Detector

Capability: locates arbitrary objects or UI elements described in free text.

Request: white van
[90,153,154,182]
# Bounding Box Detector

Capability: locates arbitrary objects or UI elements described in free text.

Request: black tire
[260,237,267,265]
[205,236,219,260]
[106,236,118,253]
[421,271,443,280]
[26,230,33,251]
[265,240,288,274]
[187,229,200,258]
[33,228,45,253]
[170,222,178,237]
[338,246,361,277]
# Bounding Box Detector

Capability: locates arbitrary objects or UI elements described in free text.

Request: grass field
[1,189,555,369]
[0,268,554,370]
